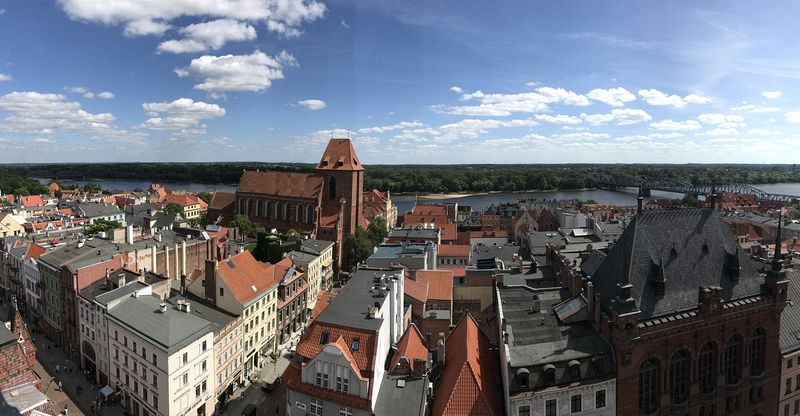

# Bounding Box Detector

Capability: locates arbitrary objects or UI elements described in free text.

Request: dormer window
[516,368,530,390]
[569,360,581,380]
[543,364,556,385]
[320,331,330,344]
[351,337,360,352]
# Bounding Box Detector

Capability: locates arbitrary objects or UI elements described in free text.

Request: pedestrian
[63,404,68,416]
[58,381,62,391]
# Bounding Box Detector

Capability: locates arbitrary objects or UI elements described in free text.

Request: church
[210,138,365,267]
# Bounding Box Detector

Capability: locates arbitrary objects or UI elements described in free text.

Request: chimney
[126,225,134,245]
[636,186,644,215]
[204,259,217,305]
[184,302,191,313]
[159,303,167,313]
[180,274,187,295]
[709,182,718,211]
[117,273,125,288]
[210,237,218,261]
[436,337,446,367]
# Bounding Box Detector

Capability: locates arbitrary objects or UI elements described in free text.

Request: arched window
[669,350,690,404]
[724,335,743,384]
[282,202,288,221]
[328,177,337,200]
[750,328,766,376]
[255,200,262,217]
[249,199,257,217]
[639,357,660,414]
[698,342,717,394]
[261,200,268,218]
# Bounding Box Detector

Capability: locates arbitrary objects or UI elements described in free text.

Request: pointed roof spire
[773,209,784,272]
[636,185,644,214]
[709,181,718,211]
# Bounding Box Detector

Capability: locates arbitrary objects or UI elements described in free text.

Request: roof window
[320,331,330,345]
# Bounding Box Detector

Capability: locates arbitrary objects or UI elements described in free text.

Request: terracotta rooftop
[431,314,502,416]
[315,138,363,171]
[216,251,278,305]
[388,324,429,373]
[19,195,45,207]
[25,244,47,260]
[237,170,323,200]
[404,277,429,304]
[162,193,197,206]
[309,291,337,323]
[438,244,470,257]
[296,322,377,376]
[441,223,458,242]
[470,230,508,238]
[209,192,236,211]
[416,270,453,302]
[411,205,448,216]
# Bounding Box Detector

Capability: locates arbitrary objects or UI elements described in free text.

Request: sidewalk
[31,333,125,416]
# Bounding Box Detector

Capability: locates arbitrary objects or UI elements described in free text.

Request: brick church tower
[315,138,364,234]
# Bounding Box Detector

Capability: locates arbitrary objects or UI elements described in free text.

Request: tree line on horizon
[1,163,799,194]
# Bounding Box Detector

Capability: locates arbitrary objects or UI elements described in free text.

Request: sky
[0,1,799,164]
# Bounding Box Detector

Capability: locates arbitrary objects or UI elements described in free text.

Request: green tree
[84,219,121,236]
[186,217,202,228]
[83,183,102,194]
[162,203,184,216]
[342,228,376,272]
[197,192,212,204]
[231,214,254,237]
[13,187,30,196]
[366,217,388,246]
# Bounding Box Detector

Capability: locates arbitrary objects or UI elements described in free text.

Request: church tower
[316,138,365,234]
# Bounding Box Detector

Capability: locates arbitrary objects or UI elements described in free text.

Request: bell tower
[316,138,365,234]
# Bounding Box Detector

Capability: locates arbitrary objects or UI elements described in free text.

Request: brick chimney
[204,259,217,305]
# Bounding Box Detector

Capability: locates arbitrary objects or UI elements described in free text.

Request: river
[37,177,800,215]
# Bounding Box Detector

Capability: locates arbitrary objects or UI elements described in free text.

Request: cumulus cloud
[158,19,257,53]
[696,113,745,126]
[730,104,780,113]
[64,86,115,100]
[762,91,782,99]
[0,73,11,82]
[534,114,582,125]
[707,128,738,136]
[58,0,326,39]
[449,86,462,94]
[586,87,636,107]
[97,91,114,99]
[582,108,652,126]
[297,99,326,110]
[432,86,589,116]
[358,121,425,134]
[649,119,703,131]
[175,50,297,97]
[0,91,142,142]
[139,98,226,137]
[638,89,710,108]
[787,112,800,123]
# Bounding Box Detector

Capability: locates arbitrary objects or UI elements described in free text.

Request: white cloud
[650,119,703,131]
[762,91,782,99]
[746,129,780,136]
[525,81,541,87]
[0,91,142,142]
[586,87,636,107]
[648,133,683,139]
[534,114,582,125]
[638,89,687,108]
[58,0,326,39]
[359,121,425,134]
[0,73,12,82]
[582,108,651,126]
[139,98,225,137]
[697,113,744,125]
[83,92,95,99]
[97,91,114,99]
[297,99,326,110]
[553,132,610,141]
[432,86,589,116]
[730,104,780,113]
[123,18,171,37]
[175,50,297,97]
[683,94,712,104]
[65,86,88,94]
[340,19,350,29]
[32,138,55,144]
[157,19,257,53]
[787,112,800,123]
[449,86,462,94]
[707,128,738,136]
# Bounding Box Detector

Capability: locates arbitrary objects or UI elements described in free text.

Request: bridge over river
[594,174,800,204]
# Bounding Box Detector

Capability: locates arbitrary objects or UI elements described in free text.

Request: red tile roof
[431,314,502,416]
[209,192,236,211]
[469,230,508,238]
[216,251,279,305]
[162,193,197,206]
[438,244,470,257]
[0,312,38,390]
[412,205,448,216]
[57,208,74,216]
[309,291,337,323]
[283,363,371,411]
[404,277,429,304]
[48,182,60,191]
[403,214,450,227]
[26,244,47,260]
[416,270,453,302]
[439,267,466,278]
[316,139,364,171]
[237,171,324,200]
[296,322,377,375]
[20,195,44,207]
[441,223,458,242]
[389,324,429,373]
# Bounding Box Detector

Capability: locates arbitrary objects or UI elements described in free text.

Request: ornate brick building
[587,209,788,416]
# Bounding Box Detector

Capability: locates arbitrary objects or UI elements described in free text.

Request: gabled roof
[439,244,470,257]
[432,314,502,416]
[25,244,47,260]
[162,193,197,206]
[404,277,429,304]
[591,209,765,319]
[779,271,800,353]
[19,195,44,207]
[216,251,279,305]
[389,324,428,372]
[309,291,336,323]
[315,138,363,171]
[579,250,606,278]
[209,191,236,211]
[296,323,377,375]
[416,270,453,302]
[440,223,458,242]
[237,170,323,199]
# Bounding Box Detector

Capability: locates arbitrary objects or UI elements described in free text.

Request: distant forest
[1,163,800,194]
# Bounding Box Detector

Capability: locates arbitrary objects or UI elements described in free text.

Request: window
[570,394,581,413]
[219,287,224,296]
[310,398,323,416]
[725,394,741,413]
[351,337,360,352]
[638,357,659,414]
[152,354,157,366]
[595,389,606,409]
[518,405,530,416]
[202,341,207,351]
[182,373,188,385]
[794,399,799,414]
[669,349,689,404]
[133,341,137,352]
[342,378,349,394]
[545,399,556,416]
[323,373,329,388]
[336,376,343,392]
[143,389,147,401]
[182,352,188,365]
[724,335,743,384]
[787,378,793,395]
[202,380,207,393]
[751,328,766,376]
[152,374,158,387]
[195,384,201,398]
[339,407,353,416]
[790,358,794,369]
[316,372,322,387]
[153,395,158,410]
[698,343,717,393]
[202,360,207,372]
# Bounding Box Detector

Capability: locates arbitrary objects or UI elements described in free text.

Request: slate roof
[300,238,334,255]
[431,314,502,416]
[374,373,427,416]
[316,139,364,171]
[579,250,606,278]
[591,209,765,319]
[316,269,401,331]
[237,171,323,200]
[107,294,215,354]
[76,202,122,218]
[779,271,800,353]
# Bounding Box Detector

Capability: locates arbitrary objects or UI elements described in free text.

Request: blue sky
[0,1,799,164]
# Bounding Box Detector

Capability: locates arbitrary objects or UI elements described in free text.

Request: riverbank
[394,188,592,200]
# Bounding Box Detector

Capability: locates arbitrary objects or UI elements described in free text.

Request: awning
[100,385,114,397]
